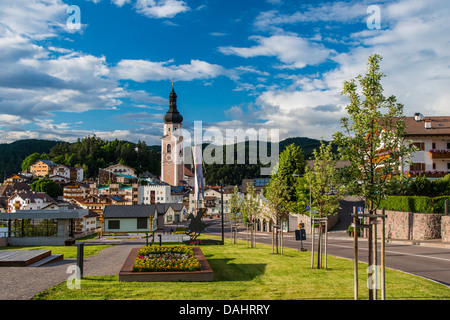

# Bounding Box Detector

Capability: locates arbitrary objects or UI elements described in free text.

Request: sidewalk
[0,239,145,300]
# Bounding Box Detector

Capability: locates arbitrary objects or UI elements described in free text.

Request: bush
[380,195,450,213]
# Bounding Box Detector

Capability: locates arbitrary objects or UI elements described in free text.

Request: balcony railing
[407,170,450,178]
[429,149,450,159]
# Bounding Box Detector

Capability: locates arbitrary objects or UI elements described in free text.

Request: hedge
[379,196,450,214]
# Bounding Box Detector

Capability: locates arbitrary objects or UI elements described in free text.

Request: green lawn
[32,237,449,300]
[0,244,114,259]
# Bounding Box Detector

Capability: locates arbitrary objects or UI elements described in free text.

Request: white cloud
[114,59,238,81]
[216,0,450,142]
[0,0,68,39]
[111,0,131,6]
[219,35,333,69]
[254,2,369,33]
[135,0,190,18]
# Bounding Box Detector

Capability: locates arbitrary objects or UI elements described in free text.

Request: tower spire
[164,83,183,124]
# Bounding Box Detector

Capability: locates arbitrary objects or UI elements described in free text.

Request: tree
[21,153,41,172]
[263,174,289,254]
[241,182,261,248]
[306,141,342,218]
[333,54,413,215]
[31,178,62,199]
[226,185,242,244]
[274,143,306,211]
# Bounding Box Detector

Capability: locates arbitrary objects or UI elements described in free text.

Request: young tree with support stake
[333,54,413,300]
[305,140,342,268]
[333,54,412,217]
[263,174,289,254]
[226,185,242,244]
[241,182,261,248]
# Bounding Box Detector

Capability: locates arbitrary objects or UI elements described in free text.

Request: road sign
[295,229,306,241]
[358,207,364,214]
[304,205,310,211]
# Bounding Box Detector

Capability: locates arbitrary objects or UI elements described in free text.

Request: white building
[139,183,184,205]
[188,186,238,216]
[51,164,83,181]
[8,192,57,212]
[402,114,450,177]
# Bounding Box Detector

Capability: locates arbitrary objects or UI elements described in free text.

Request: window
[167,144,172,153]
[447,142,450,150]
[137,218,147,229]
[410,163,425,171]
[108,220,120,229]
[410,142,425,151]
[432,143,436,150]
[448,163,450,170]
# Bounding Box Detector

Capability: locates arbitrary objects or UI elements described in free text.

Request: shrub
[380,195,450,213]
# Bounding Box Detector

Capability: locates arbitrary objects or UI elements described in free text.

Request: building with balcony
[403,114,450,178]
[188,186,237,216]
[30,160,58,177]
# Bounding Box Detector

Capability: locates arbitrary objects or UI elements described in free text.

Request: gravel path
[0,240,144,300]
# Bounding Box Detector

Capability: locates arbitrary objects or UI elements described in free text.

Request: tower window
[167,144,171,153]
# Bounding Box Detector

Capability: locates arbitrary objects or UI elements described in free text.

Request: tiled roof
[103,205,157,218]
[402,116,450,136]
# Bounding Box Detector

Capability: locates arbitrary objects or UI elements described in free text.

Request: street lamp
[220,180,224,244]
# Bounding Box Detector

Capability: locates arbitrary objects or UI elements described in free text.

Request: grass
[0,244,115,259]
[32,236,450,300]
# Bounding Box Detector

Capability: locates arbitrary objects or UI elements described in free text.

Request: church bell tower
[161,84,184,186]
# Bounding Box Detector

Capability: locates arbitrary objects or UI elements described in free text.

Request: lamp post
[148,214,154,245]
[220,180,224,244]
[99,213,104,238]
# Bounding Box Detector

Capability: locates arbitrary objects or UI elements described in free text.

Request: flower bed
[132,245,200,272]
[119,246,214,282]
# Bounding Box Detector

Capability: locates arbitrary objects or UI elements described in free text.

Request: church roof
[163,86,183,124]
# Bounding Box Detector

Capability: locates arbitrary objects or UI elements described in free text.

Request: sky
[0,0,449,146]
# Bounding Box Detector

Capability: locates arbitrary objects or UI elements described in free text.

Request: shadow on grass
[206,258,266,282]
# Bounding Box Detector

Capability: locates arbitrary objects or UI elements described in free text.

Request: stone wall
[441,216,450,242]
[412,213,441,240]
[375,210,444,240]
[383,210,411,240]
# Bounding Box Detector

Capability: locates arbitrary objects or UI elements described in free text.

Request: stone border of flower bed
[118,247,214,282]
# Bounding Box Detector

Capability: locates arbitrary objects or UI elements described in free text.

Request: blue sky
[1,0,449,146]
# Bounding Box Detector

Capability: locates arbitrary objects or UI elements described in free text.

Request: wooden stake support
[311,217,327,269]
[351,207,386,300]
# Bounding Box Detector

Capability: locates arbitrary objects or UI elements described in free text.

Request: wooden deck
[0,250,52,267]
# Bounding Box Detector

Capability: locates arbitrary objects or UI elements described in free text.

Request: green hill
[0,139,59,179]
[1,136,326,184]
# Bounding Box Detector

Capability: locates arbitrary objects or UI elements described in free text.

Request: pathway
[0,240,143,300]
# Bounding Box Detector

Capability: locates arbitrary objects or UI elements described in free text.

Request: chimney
[424,119,431,129]
[414,113,424,122]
